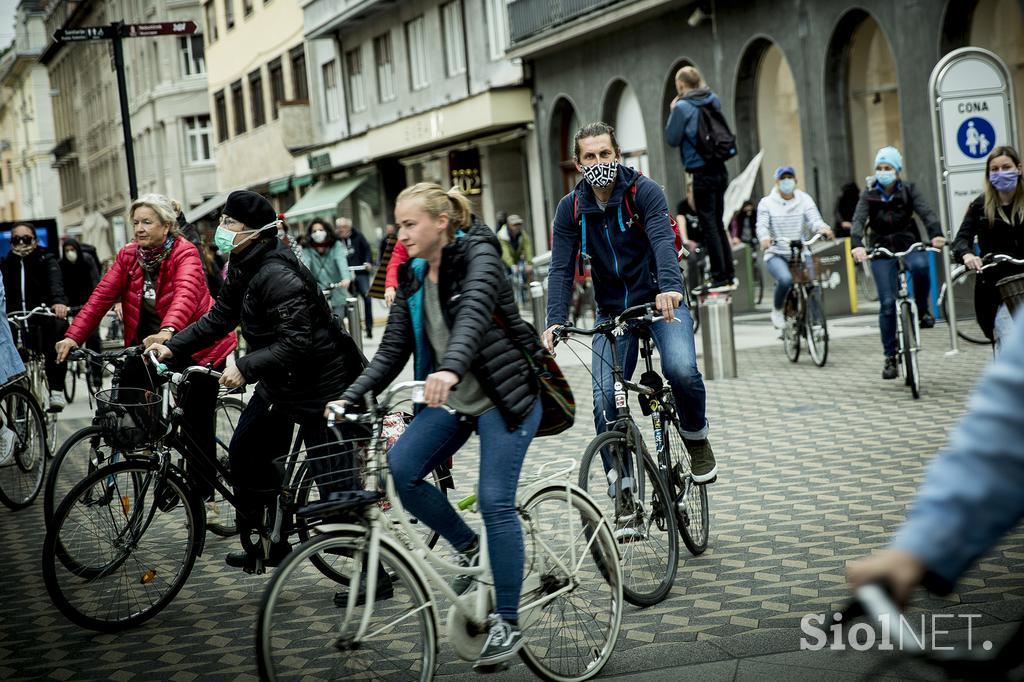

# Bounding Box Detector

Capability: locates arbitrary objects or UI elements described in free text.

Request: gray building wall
[526,0,998,232]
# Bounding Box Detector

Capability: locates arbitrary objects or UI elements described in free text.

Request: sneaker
[333,572,395,608]
[882,356,898,380]
[48,391,66,412]
[613,512,646,544]
[708,279,737,293]
[770,309,786,330]
[684,438,718,483]
[225,542,291,570]
[474,615,523,669]
[0,425,15,466]
[450,538,480,596]
[920,312,935,329]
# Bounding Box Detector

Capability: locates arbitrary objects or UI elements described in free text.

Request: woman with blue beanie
[850,146,946,380]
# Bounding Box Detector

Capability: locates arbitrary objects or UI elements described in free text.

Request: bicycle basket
[279,431,383,520]
[788,259,812,284]
[996,273,1024,315]
[95,388,164,448]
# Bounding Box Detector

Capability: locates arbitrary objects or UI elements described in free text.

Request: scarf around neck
[138,235,176,273]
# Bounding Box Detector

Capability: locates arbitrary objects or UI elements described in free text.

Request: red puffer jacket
[67,238,236,366]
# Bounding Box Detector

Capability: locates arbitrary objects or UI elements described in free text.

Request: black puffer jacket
[1,248,67,311]
[167,239,365,417]
[342,223,540,431]
[850,181,942,252]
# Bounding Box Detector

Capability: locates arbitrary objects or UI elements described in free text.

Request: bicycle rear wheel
[257,529,437,682]
[42,458,203,631]
[518,484,622,681]
[578,429,678,606]
[0,384,47,510]
[938,272,991,345]
[805,287,829,367]
[659,410,710,555]
[900,302,921,399]
[782,290,801,362]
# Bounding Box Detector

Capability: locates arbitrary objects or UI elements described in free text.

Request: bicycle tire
[42,458,203,631]
[658,410,710,555]
[938,275,991,345]
[782,289,801,363]
[0,383,48,510]
[753,255,764,305]
[578,429,678,606]
[805,287,829,368]
[901,302,921,399]
[43,425,131,527]
[257,529,437,682]
[64,366,77,404]
[207,396,245,537]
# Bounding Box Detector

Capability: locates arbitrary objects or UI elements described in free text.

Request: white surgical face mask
[311,230,328,244]
[65,250,78,263]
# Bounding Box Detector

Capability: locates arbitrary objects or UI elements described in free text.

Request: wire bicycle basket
[94,387,164,448]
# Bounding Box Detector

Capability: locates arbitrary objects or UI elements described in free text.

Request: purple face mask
[990,170,1020,193]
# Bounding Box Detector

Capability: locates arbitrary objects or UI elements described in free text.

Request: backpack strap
[574,192,588,276]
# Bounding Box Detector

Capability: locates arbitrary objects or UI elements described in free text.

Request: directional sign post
[929,47,1019,353]
[52,20,198,201]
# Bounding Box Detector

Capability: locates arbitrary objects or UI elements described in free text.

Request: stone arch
[548,95,582,201]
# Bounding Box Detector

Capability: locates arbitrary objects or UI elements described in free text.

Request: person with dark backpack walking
[665,65,737,291]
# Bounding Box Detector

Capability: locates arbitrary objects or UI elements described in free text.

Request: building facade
[200,0,311,216]
[0,1,61,224]
[511,0,1024,243]
[296,0,545,244]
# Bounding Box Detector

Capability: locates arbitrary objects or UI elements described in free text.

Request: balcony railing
[508,0,627,44]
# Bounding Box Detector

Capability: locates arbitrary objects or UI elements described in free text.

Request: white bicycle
[256,381,624,681]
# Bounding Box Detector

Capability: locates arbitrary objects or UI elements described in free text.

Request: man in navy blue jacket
[665,65,735,290]
[542,122,717,483]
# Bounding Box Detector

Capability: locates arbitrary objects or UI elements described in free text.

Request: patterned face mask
[581,161,618,189]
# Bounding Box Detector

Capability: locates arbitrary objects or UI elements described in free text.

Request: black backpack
[695,104,737,163]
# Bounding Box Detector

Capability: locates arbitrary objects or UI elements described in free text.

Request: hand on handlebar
[963,254,984,272]
[818,227,834,240]
[931,236,947,249]
[655,291,684,322]
[53,304,70,320]
[852,246,868,264]
[543,324,562,354]
[148,343,174,363]
[324,399,348,421]
[55,337,79,363]
[219,365,247,389]
[846,548,926,607]
[423,370,458,407]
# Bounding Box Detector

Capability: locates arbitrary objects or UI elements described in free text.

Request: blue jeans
[388,401,541,621]
[870,252,931,357]
[0,279,25,385]
[591,308,708,439]
[994,304,1014,353]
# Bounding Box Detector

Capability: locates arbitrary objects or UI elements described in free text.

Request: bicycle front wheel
[0,384,48,510]
[257,529,437,682]
[938,272,990,345]
[805,288,829,367]
[207,396,245,537]
[900,302,921,399]
[42,458,203,631]
[782,290,801,363]
[579,429,678,606]
[518,484,623,681]
[64,366,77,404]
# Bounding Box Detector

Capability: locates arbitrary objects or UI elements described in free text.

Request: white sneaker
[770,309,786,330]
[0,425,15,466]
[48,390,66,412]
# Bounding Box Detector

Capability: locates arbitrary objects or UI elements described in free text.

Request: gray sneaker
[474,615,523,669]
[684,438,718,483]
[450,539,480,596]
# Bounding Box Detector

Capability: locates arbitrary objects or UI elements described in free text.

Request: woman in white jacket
[756,166,833,329]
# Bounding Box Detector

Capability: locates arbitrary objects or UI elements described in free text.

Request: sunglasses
[11,235,35,246]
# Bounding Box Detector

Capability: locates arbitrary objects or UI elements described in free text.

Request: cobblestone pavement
[2,324,1022,681]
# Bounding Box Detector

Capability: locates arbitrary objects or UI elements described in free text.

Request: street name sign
[121,21,198,38]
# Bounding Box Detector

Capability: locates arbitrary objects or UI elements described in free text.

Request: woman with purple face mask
[952,146,1024,349]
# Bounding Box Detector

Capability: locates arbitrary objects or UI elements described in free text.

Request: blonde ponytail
[396,182,473,239]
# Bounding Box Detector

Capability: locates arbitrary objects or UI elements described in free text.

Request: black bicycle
[776,233,829,367]
[938,253,1024,346]
[0,379,48,510]
[557,303,711,606]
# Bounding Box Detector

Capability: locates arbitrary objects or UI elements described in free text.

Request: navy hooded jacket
[546,165,683,327]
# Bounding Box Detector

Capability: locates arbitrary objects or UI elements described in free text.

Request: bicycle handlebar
[68,345,143,363]
[868,242,942,260]
[7,305,57,322]
[950,253,1024,281]
[327,380,456,427]
[146,350,224,383]
[555,303,666,341]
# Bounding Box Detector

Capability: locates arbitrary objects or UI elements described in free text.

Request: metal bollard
[346,296,363,352]
[699,293,736,379]
[530,281,546,328]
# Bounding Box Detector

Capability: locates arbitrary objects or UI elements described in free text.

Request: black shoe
[708,279,737,293]
[882,356,898,380]
[920,312,935,329]
[474,615,523,669]
[225,542,291,569]
[333,572,394,607]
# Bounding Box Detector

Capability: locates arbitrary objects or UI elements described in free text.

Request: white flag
[722,150,764,229]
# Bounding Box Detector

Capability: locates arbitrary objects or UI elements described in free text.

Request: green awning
[283,176,367,221]
[268,177,291,194]
[292,173,314,188]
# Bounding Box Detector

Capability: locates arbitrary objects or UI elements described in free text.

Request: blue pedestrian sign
[957,117,996,158]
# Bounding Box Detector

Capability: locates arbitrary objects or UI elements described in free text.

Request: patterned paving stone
[1,326,1021,680]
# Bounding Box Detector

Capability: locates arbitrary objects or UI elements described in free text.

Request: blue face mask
[875,170,897,188]
[778,179,796,195]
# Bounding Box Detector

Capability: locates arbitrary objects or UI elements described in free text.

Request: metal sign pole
[110,22,138,201]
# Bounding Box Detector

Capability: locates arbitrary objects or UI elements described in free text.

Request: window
[204,1,218,42]
[485,0,510,60]
[441,1,466,77]
[225,0,235,30]
[290,45,308,101]
[242,0,253,16]
[268,57,285,119]
[374,32,396,103]
[179,35,205,76]
[405,16,429,90]
[344,50,366,114]
[323,61,342,121]
[184,115,213,163]
[230,79,246,134]
[214,89,228,141]
[249,68,266,127]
